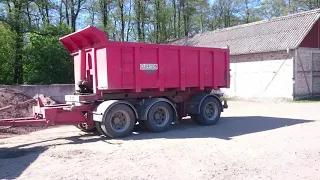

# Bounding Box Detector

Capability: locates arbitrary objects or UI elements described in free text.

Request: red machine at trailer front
[0,26,230,139]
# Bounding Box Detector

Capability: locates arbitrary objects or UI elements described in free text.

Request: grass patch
[292,97,320,103]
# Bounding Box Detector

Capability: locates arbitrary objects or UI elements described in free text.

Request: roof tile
[170,9,320,55]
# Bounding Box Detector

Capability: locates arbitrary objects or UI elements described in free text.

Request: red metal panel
[59,26,230,93]
[299,20,320,48]
[202,51,213,87]
[179,49,186,91]
[134,46,141,92]
[225,50,231,88]
[106,46,122,89]
[213,51,225,89]
[163,49,179,88]
[158,47,165,91]
[185,50,200,87]
[103,44,229,92]
[59,26,109,54]
[140,47,159,89]
[121,47,135,88]
[73,52,81,91]
[96,48,108,89]
[199,51,205,90]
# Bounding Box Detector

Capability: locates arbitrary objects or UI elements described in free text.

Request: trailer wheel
[100,104,136,138]
[193,97,221,126]
[95,122,107,136]
[144,102,173,132]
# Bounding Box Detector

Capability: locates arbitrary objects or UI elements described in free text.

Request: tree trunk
[182,0,188,37]
[118,0,125,41]
[65,0,70,25]
[59,0,63,25]
[13,3,24,84]
[178,0,181,37]
[172,0,177,38]
[155,0,160,43]
[135,0,142,41]
[141,0,145,42]
[70,0,76,32]
[14,32,24,84]
[126,0,132,41]
[45,0,50,24]
[101,0,108,35]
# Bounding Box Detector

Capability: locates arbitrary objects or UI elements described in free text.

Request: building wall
[222,50,294,99]
[0,84,74,103]
[294,47,320,99]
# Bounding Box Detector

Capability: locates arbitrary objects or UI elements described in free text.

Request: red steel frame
[0,97,93,127]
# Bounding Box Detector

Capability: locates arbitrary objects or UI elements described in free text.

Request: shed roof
[170,9,320,55]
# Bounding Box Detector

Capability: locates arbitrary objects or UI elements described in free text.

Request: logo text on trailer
[140,64,158,71]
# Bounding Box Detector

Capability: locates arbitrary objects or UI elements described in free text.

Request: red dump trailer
[0,26,230,138]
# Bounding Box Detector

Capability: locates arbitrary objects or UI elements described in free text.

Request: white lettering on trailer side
[140,64,158,71]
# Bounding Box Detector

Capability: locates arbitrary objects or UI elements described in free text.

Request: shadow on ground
[0,133,106,179]
[0,116,315,179]
[128,116,314,141]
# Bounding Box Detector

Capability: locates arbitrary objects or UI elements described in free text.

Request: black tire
[192,97,222,126]
[75,123,97,133]
[95,122,106,136]
[144,101,174,133]
[134,121,148,131]
[100,104,136,138]
[191,115,201,125]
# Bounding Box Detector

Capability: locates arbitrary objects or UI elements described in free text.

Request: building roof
[169,9,320,55]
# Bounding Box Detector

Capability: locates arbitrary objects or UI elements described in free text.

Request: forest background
[0,0,319,85]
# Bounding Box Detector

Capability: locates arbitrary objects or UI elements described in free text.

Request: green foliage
[23,25,74,84]
[0,23,15,84]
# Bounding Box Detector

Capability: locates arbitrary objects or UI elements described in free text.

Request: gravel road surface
[0,101,320,180]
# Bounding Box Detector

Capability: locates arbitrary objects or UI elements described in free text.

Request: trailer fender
[186,93,223,115]
[137,98,178,123]
[92,100,139,122]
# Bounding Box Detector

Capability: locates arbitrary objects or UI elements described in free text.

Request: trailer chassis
[0,89,228,138]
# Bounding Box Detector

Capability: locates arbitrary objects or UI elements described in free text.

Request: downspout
[292,48,297,100]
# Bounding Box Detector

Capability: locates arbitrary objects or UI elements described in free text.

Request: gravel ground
[0,101,320,180]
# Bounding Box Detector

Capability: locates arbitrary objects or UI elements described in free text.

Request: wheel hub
[111,111,130,132]
[204,103,217,120]
[153,107,169,126]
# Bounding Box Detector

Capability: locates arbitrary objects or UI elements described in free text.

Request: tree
[117,0,125,41]
[61,0,86,32]
[0,0,30,84]
[134,0,146,42]
[0,23,15,84]
[23,25,74,84]
[210,0,241,29]
[239,0,262,23]
[259,0,289,19]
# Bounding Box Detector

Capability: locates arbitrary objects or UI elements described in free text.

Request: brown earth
[0,88,56,138]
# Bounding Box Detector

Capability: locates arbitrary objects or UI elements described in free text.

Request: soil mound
[0,88,57,138]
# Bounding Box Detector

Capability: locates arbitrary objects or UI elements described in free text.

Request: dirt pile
[0,88,57,138]
[0,88,36,119]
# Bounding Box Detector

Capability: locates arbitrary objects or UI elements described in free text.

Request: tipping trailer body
[0,26,230,138]
[60,26,230,95]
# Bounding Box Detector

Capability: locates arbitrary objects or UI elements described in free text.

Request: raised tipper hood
[59,26,109,53]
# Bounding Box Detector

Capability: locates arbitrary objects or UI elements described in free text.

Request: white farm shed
[171,9,320,100]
